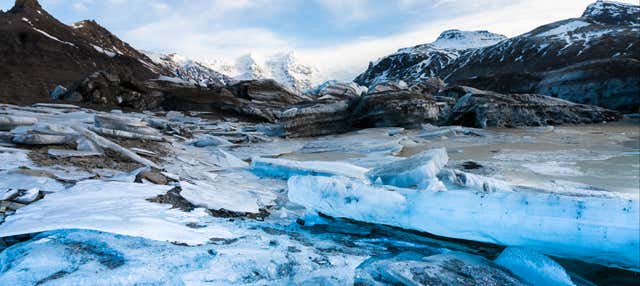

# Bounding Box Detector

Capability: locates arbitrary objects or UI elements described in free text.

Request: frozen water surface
[0,117,638,285]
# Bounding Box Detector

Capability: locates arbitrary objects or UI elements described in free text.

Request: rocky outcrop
[409,77,446,95]
[535,58,640,113]
[0,0,162,105]
[59,72,162,111]
[351,90,443,128]
[225,79,309,105]
[274,101,352,137]
[443,86,622,128]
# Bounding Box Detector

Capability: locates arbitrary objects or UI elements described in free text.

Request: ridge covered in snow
[354,29,507,87]
[145,51,323,93]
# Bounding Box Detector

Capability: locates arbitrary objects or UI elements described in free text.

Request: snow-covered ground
[0,104,638,284]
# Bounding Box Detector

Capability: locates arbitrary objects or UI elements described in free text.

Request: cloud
[314,0,372,22]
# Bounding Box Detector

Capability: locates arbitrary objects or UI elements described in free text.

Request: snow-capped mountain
[440,0,639,112]
[355,1,639,112]
[210,52,322,93]
[354,30,507,87]
[144,52,234,87]
[144,51,322,93]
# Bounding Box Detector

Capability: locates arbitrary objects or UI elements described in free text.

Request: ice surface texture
[288,175,639,270]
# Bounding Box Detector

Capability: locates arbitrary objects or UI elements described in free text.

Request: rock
[136,170,168,185]
[275,101,352,137]
[355,252,526,286]
[443,86,622,128]
[409,77,446,95]
[59,72,162,110]
[0,116,38,131]
[49,85,67,100]
[351,90,443,128]
[536,58,640,113]
[225,79,309,105]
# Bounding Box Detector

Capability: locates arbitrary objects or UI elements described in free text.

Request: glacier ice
[355,251,525,285]
[287,175,640,270]
[366,148,448,188]
[0,180,233,245]
[180,170,281,214]
[0,171,66,194]
[252,156,369,180]
[495,247,576,286]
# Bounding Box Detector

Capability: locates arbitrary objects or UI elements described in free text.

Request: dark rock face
[354,1,640,112]
[351,90,443,128]
[225,79,309,105]
[443,86,622,128]
[59,72,162,111]
[0,0,161,105]
[355,252,526,286]
[535,58,640,113]
[275,101,353,137]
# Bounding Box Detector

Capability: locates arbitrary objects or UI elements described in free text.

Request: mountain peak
[432,29,507,50]
[581,0,640,25]
[9,0,43,13]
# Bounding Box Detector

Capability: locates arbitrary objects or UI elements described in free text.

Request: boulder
[59,71,162,110]
[443,86,621,128]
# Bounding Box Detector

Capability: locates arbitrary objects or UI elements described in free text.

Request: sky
[3,0,637,80]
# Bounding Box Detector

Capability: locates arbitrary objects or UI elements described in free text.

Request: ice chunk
[366,148,448,188]
[47,149,102,158]
[252,157,369,180]
[495,247,576,286]
[355,251,525,285]
[288,175,640,270]
[180,171,281,214]
[0,150,31,171]
[438,168,513,193]
[0,180,233,245]
[419,124,486,139]
[0,172,65,193]
[14,188,40,204]
[188,135,232,147]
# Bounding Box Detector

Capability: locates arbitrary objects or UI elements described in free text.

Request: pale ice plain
[0,104,639,285]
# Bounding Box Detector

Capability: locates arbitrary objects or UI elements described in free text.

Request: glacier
[287,174,639,270]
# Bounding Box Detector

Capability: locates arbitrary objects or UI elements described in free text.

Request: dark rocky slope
[0,0,161,105]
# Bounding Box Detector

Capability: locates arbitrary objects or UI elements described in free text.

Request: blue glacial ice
[287,173,640,270]
[251,156,369,180]
[366,148,448,188]
[495,247,576,286]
